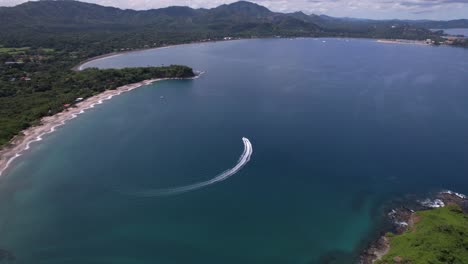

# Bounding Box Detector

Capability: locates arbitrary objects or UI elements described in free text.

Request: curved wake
[123,137,253,197]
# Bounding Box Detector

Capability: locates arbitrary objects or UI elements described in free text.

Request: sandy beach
[73,39,238,71]
[74,37,430,71]
[0,77,195,177]
[376,39,430,45]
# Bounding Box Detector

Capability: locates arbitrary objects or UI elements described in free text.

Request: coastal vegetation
[376,205,468,264]
[0,46,30,54]
[0,2,467,261]
[0,0,449,53]
[0,64,194,146]
[0,0,466,148]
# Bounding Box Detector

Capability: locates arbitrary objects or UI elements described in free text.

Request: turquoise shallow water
[1,38,468,263]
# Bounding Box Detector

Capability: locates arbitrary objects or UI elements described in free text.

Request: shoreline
[360,190,468,263]
[376,39,431,46]
[72,39,241,71]
[0,76,198,177]
[73,37,440,71]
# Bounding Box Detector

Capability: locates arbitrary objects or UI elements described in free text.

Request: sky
[0,0,467,20]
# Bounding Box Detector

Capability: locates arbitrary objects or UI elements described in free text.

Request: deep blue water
[1,38,468,263]
[442,28,468,37]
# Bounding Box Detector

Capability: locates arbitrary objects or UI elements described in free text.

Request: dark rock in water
[438,191,468,213]
[387,207,413,234]
[360,236,389,264]
[0,249,15,261]
[359,206,414,264]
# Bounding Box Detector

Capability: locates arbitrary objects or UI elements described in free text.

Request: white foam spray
[124,137,253,197]
[419,198,445,208]
[442,190,467,199]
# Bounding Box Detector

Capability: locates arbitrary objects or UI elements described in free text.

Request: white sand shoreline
[376,39,430,46]
[74,37,435,71]
[73,39,241,71]
[0,76,198,177]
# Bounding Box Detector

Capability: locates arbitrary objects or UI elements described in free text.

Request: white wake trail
[124,137,253,197]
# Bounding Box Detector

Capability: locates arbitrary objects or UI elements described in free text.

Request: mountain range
[0,0,467,51]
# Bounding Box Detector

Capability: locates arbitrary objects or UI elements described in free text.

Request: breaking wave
[123,137,253,197]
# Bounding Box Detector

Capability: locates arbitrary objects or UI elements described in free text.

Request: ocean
[1,38,468,263]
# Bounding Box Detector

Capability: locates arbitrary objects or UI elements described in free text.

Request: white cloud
[0,0,467,19]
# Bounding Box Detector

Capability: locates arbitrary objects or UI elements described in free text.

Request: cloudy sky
[1,0,467,20]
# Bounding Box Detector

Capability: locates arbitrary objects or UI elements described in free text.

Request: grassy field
[0,47,30,54]
[377,205,468,264]
[40,48,55,53]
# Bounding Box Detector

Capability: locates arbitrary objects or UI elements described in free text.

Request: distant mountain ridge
[0,0,464,50]
[0,0,325,50]
[1,0,465,30]
[408,19,468,29]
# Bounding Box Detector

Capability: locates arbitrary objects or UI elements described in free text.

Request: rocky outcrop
[360,190,467,264]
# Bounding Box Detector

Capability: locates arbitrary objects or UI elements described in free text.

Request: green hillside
[377,205,468,264]
[0,0,442,53]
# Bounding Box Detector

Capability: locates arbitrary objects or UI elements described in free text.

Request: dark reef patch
[0,249,15,262]
[350,190,374,212]
[317,249,356,264]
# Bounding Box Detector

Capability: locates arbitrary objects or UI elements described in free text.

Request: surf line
[123,137,253,197]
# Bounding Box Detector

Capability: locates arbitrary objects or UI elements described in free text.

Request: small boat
[160,96,164,99]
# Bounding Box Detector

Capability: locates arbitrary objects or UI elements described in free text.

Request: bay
[1,38,468,263]
[442,28,468,37]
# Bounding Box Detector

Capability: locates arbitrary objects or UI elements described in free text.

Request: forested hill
[0,0,447,53]
[2,0,466,33]
[0,1,320,38]
[0,1,466,150]
[0,0,314,30]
